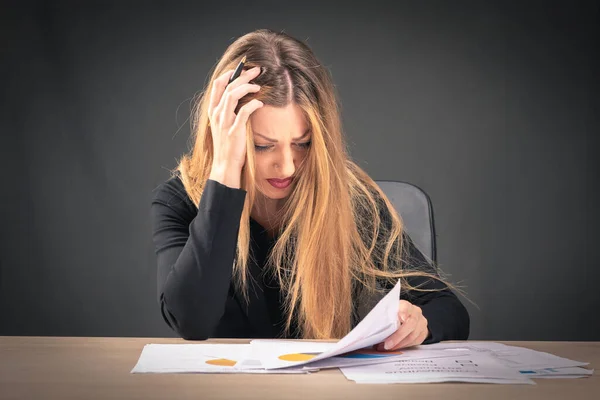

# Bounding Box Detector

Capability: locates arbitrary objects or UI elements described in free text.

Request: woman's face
[249,103,312,200]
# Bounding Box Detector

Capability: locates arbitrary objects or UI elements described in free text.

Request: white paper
[299,348,470,370]
[419,342,589,370]
[253,279,401,370]
[130,344,309,374]
[340,353,535,384]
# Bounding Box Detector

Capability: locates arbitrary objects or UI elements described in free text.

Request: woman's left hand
[375,300,430,351]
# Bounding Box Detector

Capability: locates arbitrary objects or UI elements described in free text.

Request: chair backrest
[374,180,437,263]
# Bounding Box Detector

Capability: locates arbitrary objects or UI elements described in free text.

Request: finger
[208,69,236,119]
[394,325,426,349]
[230,99,264,136]
[376,341,391,352]
[221,83,262,127]
[225,66,262,92]
[209,67,260,124]
[374,302,416,351]
[395,314,428,349]
[383,314,418,350]
[397,300,414,323]
[216,67,261,120]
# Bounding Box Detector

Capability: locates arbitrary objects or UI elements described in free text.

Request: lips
[267,177,293,189]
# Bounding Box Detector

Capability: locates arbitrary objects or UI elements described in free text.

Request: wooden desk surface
[0,337,597,400]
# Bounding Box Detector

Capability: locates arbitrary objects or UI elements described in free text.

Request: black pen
[228,55,247,85]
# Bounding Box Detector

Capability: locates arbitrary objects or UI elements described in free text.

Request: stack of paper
[131,279,594,383]
[340,353,533,384]
[339,342,593,384]
[131,341,593,384]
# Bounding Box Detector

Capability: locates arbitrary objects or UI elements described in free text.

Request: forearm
[153,179,246,339]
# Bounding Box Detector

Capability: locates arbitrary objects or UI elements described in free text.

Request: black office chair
[375,180,437,263]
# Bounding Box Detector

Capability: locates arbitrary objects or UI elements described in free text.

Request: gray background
[1,0,598,340]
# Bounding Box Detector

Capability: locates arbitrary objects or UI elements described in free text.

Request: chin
[264,187,291,200]
[259,181,294,200]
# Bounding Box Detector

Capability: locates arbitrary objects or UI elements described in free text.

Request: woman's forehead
[250,104,310,140]
[252,128,311,142]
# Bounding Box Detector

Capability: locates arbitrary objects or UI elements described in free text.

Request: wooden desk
[0,337,597,399]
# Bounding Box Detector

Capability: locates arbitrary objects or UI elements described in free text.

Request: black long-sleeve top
[150,176,470,341]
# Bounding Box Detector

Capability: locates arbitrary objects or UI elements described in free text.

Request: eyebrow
[253,128,311,143]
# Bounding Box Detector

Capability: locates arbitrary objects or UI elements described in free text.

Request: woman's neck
[251,195,286,238]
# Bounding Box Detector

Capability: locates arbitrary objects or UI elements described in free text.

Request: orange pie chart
[278,352,321,361]
[205,358,237,367]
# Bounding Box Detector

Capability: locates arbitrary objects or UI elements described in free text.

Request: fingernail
[384,341,391,350]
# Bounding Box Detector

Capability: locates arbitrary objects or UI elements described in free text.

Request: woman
[151,29,469,350]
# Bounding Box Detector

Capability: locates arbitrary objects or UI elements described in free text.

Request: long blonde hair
[175,29,446,339]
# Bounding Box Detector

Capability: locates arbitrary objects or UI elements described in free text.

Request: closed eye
[254,141,311,153]
[254,145,272,152]
[296,141,311,149]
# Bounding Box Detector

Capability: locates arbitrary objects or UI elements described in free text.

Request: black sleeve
[399,233,470,344]
[150,178,247,340]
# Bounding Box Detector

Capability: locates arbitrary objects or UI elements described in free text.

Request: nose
[275,147,296,178]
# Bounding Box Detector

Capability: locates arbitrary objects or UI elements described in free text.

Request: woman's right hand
[208,66,263,188]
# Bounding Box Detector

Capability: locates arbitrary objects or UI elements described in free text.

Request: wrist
[209,164,242,189]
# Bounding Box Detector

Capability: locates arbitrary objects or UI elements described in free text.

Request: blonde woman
[151,29,469,350]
